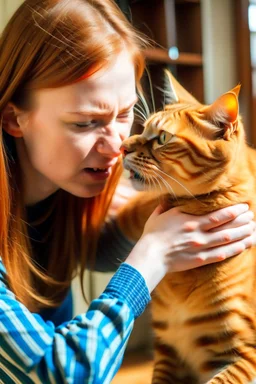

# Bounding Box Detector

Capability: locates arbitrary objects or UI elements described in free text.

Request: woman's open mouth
[84,167,110,181]
[87,167,108,172]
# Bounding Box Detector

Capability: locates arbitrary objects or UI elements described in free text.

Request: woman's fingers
[200,204,250,231]
[209,210,254,232]
[202,221,255,249]
[193,240,248,267]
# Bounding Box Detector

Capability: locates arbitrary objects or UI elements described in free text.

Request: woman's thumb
[150,204,165,218]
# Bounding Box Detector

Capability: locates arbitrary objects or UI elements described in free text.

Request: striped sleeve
[0,261,151,384]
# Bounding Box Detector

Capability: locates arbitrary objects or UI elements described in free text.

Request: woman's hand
[126,203,255,292]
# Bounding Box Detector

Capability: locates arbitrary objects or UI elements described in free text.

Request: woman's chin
[65,183,106,198]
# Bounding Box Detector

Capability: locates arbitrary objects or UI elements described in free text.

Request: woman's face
[14,50,137,204]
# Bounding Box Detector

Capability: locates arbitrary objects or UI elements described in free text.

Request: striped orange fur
[117,73,256,383]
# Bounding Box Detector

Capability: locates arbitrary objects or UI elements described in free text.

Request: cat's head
[121,71,244,198]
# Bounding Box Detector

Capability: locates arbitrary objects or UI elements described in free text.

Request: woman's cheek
[121,122,133,141]
[73,134,96,158]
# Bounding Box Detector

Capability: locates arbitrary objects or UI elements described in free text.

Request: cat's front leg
[152,341,198,384]
[207,352,256,384]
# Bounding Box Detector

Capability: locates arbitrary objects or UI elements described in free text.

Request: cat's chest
[151,275,224,383]
[151,277,218,382]
[151,270,208,336]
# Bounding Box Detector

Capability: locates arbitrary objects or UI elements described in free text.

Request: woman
[0,1,254,383]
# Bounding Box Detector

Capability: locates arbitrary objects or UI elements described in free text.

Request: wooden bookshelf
[128,0,204,103]
[144,49,203,66]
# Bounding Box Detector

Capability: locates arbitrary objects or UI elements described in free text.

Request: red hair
[0,0,147,311]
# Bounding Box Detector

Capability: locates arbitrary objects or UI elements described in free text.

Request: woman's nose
[120,144,129,157]
[96,127,122,157]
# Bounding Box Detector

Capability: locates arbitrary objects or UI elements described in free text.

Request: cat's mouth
[128,166,158,192]
[129,169,145,182]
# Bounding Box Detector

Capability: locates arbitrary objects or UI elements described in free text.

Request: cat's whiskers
[144,67,156,113]
[142,169,169,206]
[136,164,158,191]
[144,172,157,192]
[149,170,164,193]
[133,118,145,129]
[134,105,148,122]
[134,110,147,124]
[127,158,165,198]
[137,90,151,119]
[151,169,177,200]
[128,158,176,198]
[154,166,197,200]
[136,157,174,195]
[140,168,151,189]
[127,158,176,199]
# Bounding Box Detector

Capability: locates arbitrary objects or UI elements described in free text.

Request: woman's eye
[73,120,99,128]
[157,131,173,145]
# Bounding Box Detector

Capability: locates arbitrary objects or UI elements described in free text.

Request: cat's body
[117,74,256,383]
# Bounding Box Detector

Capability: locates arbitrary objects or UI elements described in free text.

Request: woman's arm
[95,218,135,272]
[0,259,150,384]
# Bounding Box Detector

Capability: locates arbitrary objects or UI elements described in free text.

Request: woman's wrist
[104,263,151,318]
[125,236,167,293]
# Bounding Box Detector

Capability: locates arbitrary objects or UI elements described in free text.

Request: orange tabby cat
[117,72,256,384]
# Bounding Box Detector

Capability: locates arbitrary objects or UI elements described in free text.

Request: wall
[201,0,237,103]
[0,0,22,32]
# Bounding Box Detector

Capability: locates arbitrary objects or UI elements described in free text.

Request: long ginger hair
[0,0,146,311]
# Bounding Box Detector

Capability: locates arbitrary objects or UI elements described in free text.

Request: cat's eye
[158,131,173,145]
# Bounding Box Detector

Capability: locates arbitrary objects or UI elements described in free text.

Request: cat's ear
[200,85,241,140]
[164,70,201,105]
[163,69,179,104]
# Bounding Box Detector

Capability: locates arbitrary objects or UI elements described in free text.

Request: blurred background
[1,0,256,382]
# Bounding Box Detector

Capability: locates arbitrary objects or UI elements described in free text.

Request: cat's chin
[130,179,152,191]
[127,168,156,191]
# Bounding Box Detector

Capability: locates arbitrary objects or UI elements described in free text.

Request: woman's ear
[2,103,26,138]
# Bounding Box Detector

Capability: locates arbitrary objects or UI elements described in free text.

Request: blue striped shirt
[0,260,151,383]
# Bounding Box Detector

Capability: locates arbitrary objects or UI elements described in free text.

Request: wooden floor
[112,351,154,384]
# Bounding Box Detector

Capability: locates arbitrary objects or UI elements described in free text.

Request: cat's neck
[164,142,255,215]
[164,185,252,216]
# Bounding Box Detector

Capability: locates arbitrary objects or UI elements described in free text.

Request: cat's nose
[120,145,129,157]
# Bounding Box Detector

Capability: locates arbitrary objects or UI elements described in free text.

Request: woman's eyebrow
[118,97,138,113]
[66,109,112,116]
[66,97,138,116]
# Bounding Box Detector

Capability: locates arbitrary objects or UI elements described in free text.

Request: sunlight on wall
[0,0,23,32]
[201,0,237,104]
[249,5,256,68]
[249,4,256,32]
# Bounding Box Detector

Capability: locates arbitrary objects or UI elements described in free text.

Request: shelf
[144,48,203,66]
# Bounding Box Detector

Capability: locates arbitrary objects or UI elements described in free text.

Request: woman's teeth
[91,168,107,172]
